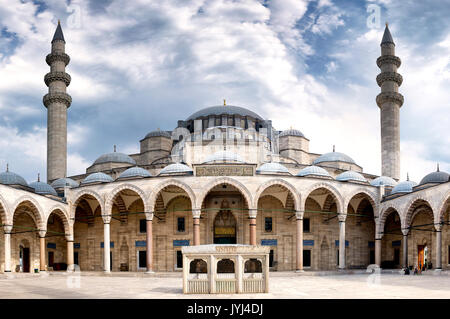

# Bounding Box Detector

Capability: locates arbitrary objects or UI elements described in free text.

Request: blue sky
[0,0,448,183]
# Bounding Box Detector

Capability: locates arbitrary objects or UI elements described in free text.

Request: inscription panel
[195,165,254,176]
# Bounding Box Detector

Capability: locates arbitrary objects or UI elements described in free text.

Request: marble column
[296,211,304,272]
[249,209,257,245]
[66,235,74,272]
[375,238,382,266]
[193,209,201,246]
[146,213,154,273]
[338,216,346,269]
[103,222,111,272]
[3,225,12,272]
[39,230,46,271]
[435,224,442,270]
[402,231,408,269]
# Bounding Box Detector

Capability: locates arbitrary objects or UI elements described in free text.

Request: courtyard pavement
[0,271,449,299]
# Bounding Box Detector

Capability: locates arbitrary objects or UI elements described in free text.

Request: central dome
[186,105,264,121]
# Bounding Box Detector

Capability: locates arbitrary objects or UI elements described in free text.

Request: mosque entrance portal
[214,200,237,244]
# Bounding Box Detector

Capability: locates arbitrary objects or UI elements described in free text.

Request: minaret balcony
[43,92,72,108]
[376,92,404,108]
[376,72,403,87]
[44,72,71,87]
[46,52,70,66]
[376,55,401,68]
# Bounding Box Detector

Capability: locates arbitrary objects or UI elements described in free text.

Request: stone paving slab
[0,271,450,299]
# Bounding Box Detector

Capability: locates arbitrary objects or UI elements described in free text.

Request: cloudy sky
[0,0,448,183]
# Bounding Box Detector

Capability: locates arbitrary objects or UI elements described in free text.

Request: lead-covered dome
[93,152,136,166]
[279,129,305,138]
[118,166,152,179]
[391,180,417,194]
[0,170,28,187]
[158,163,193,175]
[203,151,244,164]
[81,172,113,185]
[187,105,264,121]
[144,130,171,139]
[313,151,356,165]
[370,176,397,187]
[30,181,57,196]
[51,177,79,189]
[297,165,332,178]
[256,162,289,174]
[336,170,367,183]
[420,166,449,185]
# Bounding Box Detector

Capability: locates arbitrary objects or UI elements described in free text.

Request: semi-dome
[187,105,264,121]
[279,129,305,138]
[144,130,171,139]
[203,151,244,164]
[118,166,152,179]
[420,166,449,185]
[370,176,397,187]
[51,177,79,189]
[297,165,332,178]
[256,162,289,174]
[93,151,136,166]
[313,151,356,165]
[158,163,193,175]
[0,169,28,187]
[30,181,58,196]
[391,180,418,194]
[81,172,113,185]
[336,170,367,183]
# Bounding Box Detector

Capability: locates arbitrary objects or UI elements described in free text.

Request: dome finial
[407,172,410,181]
[113,145,116,152]
[333,145,335,152]
[223,99,226,106]
[38,173,40,182]
[385,21,388,27]
[6,163,8,172]
[437,163,440,172]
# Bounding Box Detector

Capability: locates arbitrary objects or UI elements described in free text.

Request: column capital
[3,224,13,234]
[102,214,112,224]
[38,230,47,238]
[338,214,347,222]
[248,209,257,219]
[192,209,201,219]
[295,210,304,220]
[145,212,154,221]
[401,228,409,236]
[65,234,74,242]
[434,222,443,232]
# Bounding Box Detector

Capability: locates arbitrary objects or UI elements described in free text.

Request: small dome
[51,178,79,189]
[0,170,28,187]
[391,180,418,194]
[313,151,356,165]
[187,105,264,121]
[118,167,152,179]
[144,130,171,139]
[256,162,289,174]
[93,152,136,166]
[81,172,113,185]
[203,151,244,164]
[336,170,367,183]
[297,165,332,178]
[420,167,449,185]
[158,163,193,175]
[370,176,397,187]
[279,129,305,138]
[29,181,58,196]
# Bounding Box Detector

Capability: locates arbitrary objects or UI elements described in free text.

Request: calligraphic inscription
[195,165,254,176]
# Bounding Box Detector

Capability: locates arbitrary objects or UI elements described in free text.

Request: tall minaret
[376,23,403,181]
[43,20,72,183]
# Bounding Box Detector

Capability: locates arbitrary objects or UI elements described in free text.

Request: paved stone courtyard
[0,271,450,299]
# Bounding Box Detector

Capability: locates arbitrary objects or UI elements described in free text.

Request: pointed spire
[6,163,8,172]
[406,172,410,181]
[52,19,65,43]
[333,145,335,152]
[437,163,440,172]
[37,173,40,182]
[224,99,226,106]
[381,22,394,45]
[113,145,117,152]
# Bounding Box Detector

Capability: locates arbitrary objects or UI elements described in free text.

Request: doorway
[213,200,237,244]
[48,251,54,269]
[418,245,425,270]
[23,247,30,272]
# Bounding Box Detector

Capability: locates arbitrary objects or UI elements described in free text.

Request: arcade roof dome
[29,181,58,196]
[256,162,289,174]
[81,172,113,185]
[313,151,356,165]
[118,166,152,179]
[51,177,79,189]
[186,105,264,121]
[370,176,397,187]
[0,170,28,187]
[158,163,193,175]
[391,180,417,194]
[336,170,367,183]
[420,167,449,185]
[93,152,136,166]
[296,165,331,178]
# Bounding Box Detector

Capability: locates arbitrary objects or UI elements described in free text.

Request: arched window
[189,259,207,273]
[244,259,262,273]
[211,135,215,140]
[217,259,235,273]
[179,135,183,142]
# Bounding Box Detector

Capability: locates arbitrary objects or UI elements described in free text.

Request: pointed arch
[105,183,149,215]
[196,177,253,210]
[404,196,434,229]
[71,189,104,220]
[0,193,11,226]
[302,182,344,214]
[253,179,301,211]
[378,205,403,236]
[343,188,378,213]
[47,205,71,236]
[437,189,450,224]
[11,196,45,230]
[149,179,196,212]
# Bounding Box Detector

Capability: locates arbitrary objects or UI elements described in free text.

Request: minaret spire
[44,20,72,183]
[376,23,403,181]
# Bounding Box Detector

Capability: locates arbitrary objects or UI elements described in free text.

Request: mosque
[0,22,448,274]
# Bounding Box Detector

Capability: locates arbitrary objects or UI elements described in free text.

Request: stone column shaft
[66,240,74,271]
[339,221,346,269]
[375,238,381,266]
[104,223,111,272]
[193,218,200,246]
[249,218,256,245]
[146,219,153,272]
[4,227,12,272]
[436,230,442,270]
[296,218,303,271]
[402,234,408,268]
[40,236,46,271]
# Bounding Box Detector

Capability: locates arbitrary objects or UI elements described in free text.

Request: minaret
[43,20,71,183]
[376,23,403,181]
